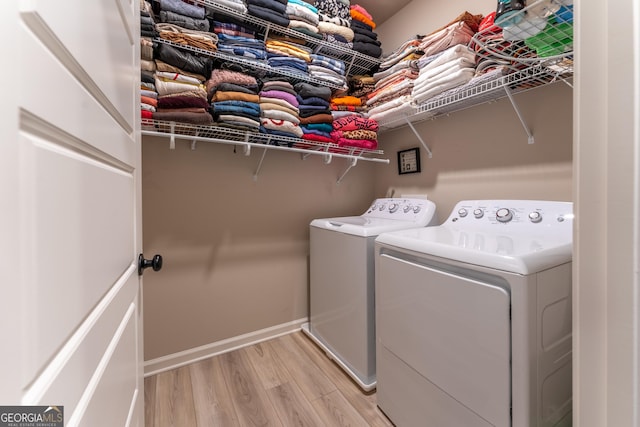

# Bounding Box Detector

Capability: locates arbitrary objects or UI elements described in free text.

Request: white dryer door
[377,254,511,426]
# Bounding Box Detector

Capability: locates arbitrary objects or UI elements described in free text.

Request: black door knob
[138,253,163,276]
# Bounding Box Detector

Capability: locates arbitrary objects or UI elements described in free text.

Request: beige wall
[142,0,573,362]
[376,0,496,54]
[374,83,574,222]
[373,0,573,217]
[141,137,377,360]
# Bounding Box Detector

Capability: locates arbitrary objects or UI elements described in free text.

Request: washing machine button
[529,211,542,223]
[458,208,468,218]
[403,204,412,213]
[413,205,422,214]
[389,203,399,213]
[473,208,484,219]
[496,208,513,223]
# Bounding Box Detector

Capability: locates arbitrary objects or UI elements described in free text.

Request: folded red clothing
[332,115,379,132]
[301,133,335,144]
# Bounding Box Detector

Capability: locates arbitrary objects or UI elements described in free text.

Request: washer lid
[310,198,437,237]
[376,226,571,275]
[376,200,573,275]
[311,216,429,237]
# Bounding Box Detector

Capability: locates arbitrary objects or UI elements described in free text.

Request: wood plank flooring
[144,331,394,427]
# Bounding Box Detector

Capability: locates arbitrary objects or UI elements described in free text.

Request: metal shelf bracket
[406,118,433,158]
[191,131,199,150]
[504,86,535,144]
[252,147,268,182]
[337,155,358,185]
[169,122,176,150]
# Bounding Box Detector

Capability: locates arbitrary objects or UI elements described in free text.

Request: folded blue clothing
[301,123,333,133]
[268,58,309,73]
[309,54,345,75]
[217,33,265,48]
[218,46,268,60]
[211,101,261,117]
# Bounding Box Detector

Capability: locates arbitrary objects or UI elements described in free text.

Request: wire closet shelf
[378,0,574,131]
[194,0,383,77]
[141,119,388,164]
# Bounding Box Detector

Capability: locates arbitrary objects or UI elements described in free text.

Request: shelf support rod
[252,148,268,181]
[169,122,176,150]
[405,118,433,158]
[243,133,251,156]
[504,86,535,144]
[191,131,198,150]
[337,156,358,185]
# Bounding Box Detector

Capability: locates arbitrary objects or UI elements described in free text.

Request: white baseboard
[144,317,307,377]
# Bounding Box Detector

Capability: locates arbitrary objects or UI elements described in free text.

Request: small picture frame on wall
[397,147,421,175]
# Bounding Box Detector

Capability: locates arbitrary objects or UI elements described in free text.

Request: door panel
[19,25,135,165]
[20,129,134,388]
[4,0,143,424]
[23,273,138,416]
[377,253,511,426]
[20,0,136,131]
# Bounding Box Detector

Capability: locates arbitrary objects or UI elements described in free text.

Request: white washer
[302,198,437,391]
[375,200,573,427]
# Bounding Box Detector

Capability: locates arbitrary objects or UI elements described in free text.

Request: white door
[1,1,147,426]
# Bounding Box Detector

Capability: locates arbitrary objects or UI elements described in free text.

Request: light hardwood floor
[144,331,394,426]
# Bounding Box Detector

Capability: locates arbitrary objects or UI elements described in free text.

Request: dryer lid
[376,200,573,275]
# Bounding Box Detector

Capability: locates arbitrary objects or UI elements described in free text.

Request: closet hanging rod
[141,130,390,164]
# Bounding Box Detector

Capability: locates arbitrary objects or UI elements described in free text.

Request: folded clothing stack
[212,0,247,14]
[258,79,303,141]
[207,69,261,131]
[417,12,482,57]
[154,70,213,125]
[246,0,290,27]
[211,15,257,39]
[295,82,334,144]
[308,53,347,90]
[217,33,267,60]
[350,4,382,58]
[140,1,158,123]
[158,0,210,32]
[286,0,320,38]
[156,23,218,53]
[331,115,378,150]
[411,44,477,105]
[366,55,420,112]
[348,75,376,100]
[330,95,365,119]
[314,0,354,47]
[265,39,312,80]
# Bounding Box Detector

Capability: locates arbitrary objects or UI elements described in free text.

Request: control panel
[447,200,573,231]
[364,198,435,223]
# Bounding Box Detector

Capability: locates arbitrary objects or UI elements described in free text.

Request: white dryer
[303,198,437,391]
[375,200,573,427]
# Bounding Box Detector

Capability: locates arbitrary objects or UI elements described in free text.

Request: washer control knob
[529,211,542,223]
[389,203,399,213]
[496,208,513,223]
[473,208,484,219]
[379,204,386,211]
[458,208,468,218]
[413,206,422,214]
[403,204,412,213]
